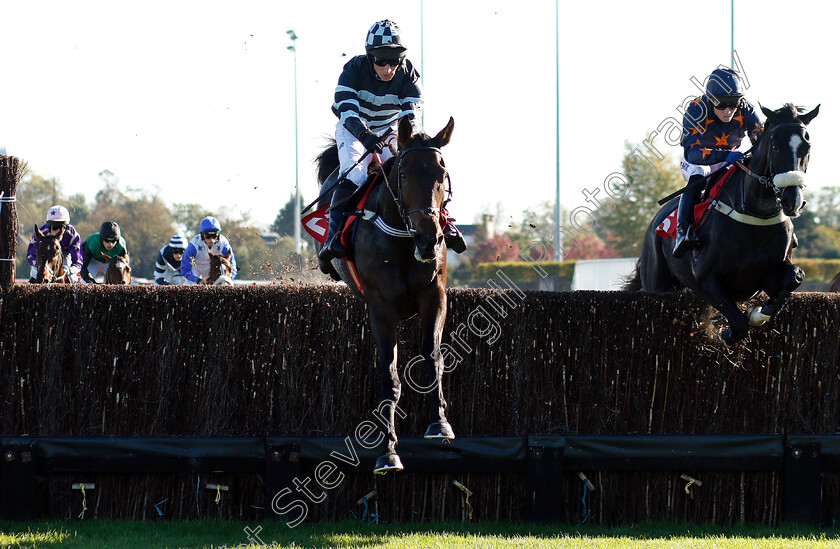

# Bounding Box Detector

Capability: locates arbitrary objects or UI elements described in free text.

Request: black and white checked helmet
[365,20,406,56]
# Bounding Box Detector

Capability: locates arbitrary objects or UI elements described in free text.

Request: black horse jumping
[626,103,820,344]
[315,115,455,474]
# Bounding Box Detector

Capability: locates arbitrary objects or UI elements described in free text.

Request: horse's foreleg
[699,276,751,344]
[750,261,804,324]
[417,285,454,439]
[369,303,403,474]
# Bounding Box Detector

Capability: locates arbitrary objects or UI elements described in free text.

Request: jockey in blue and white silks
[180,216,238,284]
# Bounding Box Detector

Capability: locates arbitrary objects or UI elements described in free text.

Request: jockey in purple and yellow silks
[673,68,763,258]
[318,19,467,266]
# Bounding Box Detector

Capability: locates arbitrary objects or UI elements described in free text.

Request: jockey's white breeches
[680,157,726,182]
[336,122,396,187]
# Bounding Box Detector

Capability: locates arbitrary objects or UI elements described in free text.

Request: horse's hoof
[746,305,771,327]
[721,327,747,345]
[424,421,455,440]
[373,453,403,475]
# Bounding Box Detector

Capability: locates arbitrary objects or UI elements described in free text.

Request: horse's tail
[315,138,338,187]
[829,271,840,293]
[622,258,643,291]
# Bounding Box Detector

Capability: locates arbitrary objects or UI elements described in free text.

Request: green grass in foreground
[1,520,840,549]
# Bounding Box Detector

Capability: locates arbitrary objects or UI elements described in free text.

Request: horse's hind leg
[369,303,404,474]
[748,261,804,326]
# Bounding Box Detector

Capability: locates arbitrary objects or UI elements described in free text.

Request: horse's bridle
[379,145,452,236]
[736,122,808,195]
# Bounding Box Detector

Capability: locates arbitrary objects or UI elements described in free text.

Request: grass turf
[1,520,840,548]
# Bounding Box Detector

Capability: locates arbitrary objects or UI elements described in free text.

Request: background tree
[593,141,684,257]
[75,182,176,279]
[171,202,209,236]
[470,234,520,269]
[216,214,273,280]
[271,193,314,250]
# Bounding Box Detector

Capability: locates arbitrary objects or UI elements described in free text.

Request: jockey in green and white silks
[81,221,128,283]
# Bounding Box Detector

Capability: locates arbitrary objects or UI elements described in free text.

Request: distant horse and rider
[32,225,70,284]
[314,115,456,473]
[103,252,132,284]
[206,251,234,285]
[626,103,820,344]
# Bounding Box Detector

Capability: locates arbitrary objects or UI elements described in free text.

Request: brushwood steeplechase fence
[3,153,840,525]
[1,284,839,525]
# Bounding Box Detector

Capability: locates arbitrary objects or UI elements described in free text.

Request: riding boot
[443,217,467,254]
[318,178,357,263]
[672,176,704,259]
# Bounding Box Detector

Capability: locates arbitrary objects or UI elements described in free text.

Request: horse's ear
[34,225,43,241]
[433,117,455,148]
[397,115,413,149]
[799,104,820,125]
[760,103,776,121]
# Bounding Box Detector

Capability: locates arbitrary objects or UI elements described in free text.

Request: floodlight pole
[554,0,562,259]
[287,30,301,254]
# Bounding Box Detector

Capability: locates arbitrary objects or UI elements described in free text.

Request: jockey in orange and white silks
[672,68,763,259]
[180,216,238,284]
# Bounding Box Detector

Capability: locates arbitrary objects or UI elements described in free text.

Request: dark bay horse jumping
[626,103,819,344]
[33,225,69,283]
[315,116,455,474]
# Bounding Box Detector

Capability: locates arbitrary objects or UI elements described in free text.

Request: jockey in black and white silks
[319,20,466,264]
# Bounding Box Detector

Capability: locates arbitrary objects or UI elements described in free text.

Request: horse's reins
[711,122,808,224]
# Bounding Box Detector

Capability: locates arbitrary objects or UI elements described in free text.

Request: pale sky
[1,0,836,233]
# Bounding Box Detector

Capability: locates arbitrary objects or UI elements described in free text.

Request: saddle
[656,166,737,239]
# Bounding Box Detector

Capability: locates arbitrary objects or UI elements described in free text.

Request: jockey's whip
[301,129,394,216]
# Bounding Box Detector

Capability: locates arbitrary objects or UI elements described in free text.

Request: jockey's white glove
[70,266,80,275]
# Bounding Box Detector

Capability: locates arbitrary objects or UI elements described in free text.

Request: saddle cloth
[656,165,737,239]
[302,171,381,247]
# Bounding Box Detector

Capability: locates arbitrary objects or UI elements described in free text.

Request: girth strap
[362,210,413,238]
[713,201,790,226]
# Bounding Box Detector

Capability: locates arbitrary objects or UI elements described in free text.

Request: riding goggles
[102,238,118,244]
[171,247,185,254]
[712,98,741,110]
[201,231,220,240]
[47,222,66,231]
[371,56,402,67]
